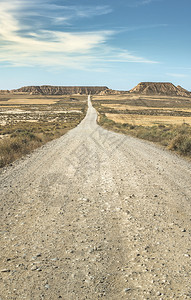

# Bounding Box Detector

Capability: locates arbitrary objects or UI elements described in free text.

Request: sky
[0,0,191,91]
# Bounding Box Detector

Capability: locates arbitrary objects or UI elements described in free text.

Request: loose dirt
[0,97,191,299]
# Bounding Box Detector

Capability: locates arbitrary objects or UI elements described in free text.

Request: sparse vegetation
[98,113,191,157]
[93,94,191,158]
[0,119,84,168]
[0,95,87,167]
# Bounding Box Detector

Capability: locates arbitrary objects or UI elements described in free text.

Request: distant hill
[0,82,190,97]
[129,82,191,97]
[10,85,109,95]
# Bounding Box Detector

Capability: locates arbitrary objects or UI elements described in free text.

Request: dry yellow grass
[102,103,191,112]
[93,94,191,101]
[0,105,19,108]
[0,98,59,105]
[106,113,191,126]
[93,95,130,101]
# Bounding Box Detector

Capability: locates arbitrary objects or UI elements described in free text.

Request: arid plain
[93,93,191,158]
[0,88,191,299]
[0,94,87,167]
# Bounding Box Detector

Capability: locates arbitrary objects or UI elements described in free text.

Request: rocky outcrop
[10,85,109,95]
[98,89,123,95]
[176,85,191,96]
[129,82,191,97]
[0,90,10,94]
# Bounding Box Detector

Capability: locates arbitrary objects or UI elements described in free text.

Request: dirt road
[0,96,191,299]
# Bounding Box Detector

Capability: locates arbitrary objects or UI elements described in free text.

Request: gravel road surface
[0,96,191,299]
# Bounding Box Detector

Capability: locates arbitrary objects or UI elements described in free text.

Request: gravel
[0,96,191,299]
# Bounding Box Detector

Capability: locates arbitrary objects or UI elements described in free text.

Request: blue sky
[0,0,191,90]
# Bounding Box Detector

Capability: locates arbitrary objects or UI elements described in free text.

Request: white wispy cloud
[23,3,113,25]
[0,1,157,69]
[101,50,158,64]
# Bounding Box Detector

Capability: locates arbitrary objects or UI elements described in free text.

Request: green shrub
[168,135,191,155]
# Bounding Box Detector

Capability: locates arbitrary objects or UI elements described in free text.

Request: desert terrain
[93,92,191,158]
[0,95,191,299]
[93,93,191,126]
[0,94,87,167]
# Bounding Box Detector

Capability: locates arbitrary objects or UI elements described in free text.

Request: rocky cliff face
[129,82,191,97]
[98,89,123,95]
[176,85,191,96]
[10,85,109,95]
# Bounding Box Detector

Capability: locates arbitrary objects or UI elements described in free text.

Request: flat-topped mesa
[10,85,109,95]
[129,82,191,97]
